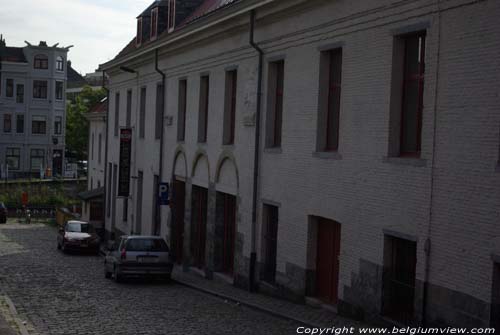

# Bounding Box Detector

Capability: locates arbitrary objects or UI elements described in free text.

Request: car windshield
[125,239,169,252]
[66,223,94,233]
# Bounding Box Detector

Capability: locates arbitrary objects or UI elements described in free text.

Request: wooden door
[316,218,341,304]
[172,179,185,264]
[191,186,207,269]
[222,194,236,274]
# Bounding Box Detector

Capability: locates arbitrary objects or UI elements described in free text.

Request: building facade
[100,0,500,328]
[80,97,107,232]
[0,38,69,178]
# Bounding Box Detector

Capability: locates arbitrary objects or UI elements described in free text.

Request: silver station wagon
[104,235,173,283]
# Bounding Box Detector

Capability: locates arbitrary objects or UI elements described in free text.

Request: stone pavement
[171,266,368,329]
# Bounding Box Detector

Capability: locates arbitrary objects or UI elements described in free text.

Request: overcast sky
[0,0,152,74]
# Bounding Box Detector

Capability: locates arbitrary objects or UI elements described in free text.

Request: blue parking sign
[159,182,169,205]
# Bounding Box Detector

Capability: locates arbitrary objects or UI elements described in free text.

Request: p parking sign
[159,182,169,206]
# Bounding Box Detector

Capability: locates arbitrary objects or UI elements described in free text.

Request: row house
[0,37,69,178]
[100,0,500,328]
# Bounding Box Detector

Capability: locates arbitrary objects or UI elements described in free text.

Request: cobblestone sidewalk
[172,266,368,329]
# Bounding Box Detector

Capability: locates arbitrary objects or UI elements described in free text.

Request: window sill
[221,144,234,149]
[312,151,343,160]
[264,147,282,154]
[383,156,427,167]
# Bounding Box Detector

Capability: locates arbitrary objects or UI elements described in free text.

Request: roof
[138,0,169,18]
[180,0,237,26]
[88,97,108,114]
[78,187,105,201]
[0,46,27,63]
[110,0,240,64]
[67,63,87,89]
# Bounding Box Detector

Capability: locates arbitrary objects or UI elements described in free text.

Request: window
[32,116,46,134]
[54,116,62,135]
[6,79,13,97]
[177,79,187,142]
[151,7,158,40]
[98,133,102,164]
[16,84,24,103]
[30,149,45,170]
[16,115,24,133]
[265,60,285,148]
[198,75,209,143]
[139,86,146,139]
[3,114,11,133]
[56,56,64,71]
[168,0,175,31]
[223,70,237,145]
[126,90,132,127]
[155,83,164,140]
[389,31,426,157]
[114,92,120,137]
[317,48,343,152]
[33,80,48,99]
[261,204,279,284]
[34,54,48,69]
[6,148,20,170]
[55,81,64,100]
[136,18,143,46]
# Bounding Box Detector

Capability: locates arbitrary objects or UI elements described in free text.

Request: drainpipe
[249,9,264,293]
[155,49,166,236]
[101,70,110,241]
[422,0,442,325]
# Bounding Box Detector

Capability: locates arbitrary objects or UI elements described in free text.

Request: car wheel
[57,242,61,250]
[113,266,122,283]
[61,242,67,253]
[163,274,171,283]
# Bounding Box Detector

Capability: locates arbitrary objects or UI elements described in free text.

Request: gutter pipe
[155,49,166,236]
[249,9,264,293]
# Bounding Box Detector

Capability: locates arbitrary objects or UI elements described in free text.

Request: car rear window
[125,239,169,252]
[66,223,94,233]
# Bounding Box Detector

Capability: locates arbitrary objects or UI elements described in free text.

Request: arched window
[34,54,48,69]
[56,56,64,71]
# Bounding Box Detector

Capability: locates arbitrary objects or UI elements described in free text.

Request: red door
[172,180,185,264]
[316,218,341,304]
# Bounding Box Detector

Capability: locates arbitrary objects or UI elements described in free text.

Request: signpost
[118,128,132,197]
[159,182,169,206]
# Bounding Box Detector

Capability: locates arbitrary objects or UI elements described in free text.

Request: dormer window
[151,7,158,40]
[34,54,48,69]
[56,56,64,71]
[168,0,175,32]
[136,17,143,46]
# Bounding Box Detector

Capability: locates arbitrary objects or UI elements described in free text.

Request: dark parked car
[57,220,100,254]
[0,202,7,223]
[104,236,173,283]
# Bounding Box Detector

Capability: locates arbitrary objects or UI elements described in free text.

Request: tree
[66,86,106,162]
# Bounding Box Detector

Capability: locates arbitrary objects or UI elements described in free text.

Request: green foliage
[0,182,78,208]
[66,85,106,161]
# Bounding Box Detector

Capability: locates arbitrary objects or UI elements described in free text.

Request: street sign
[118,128,132,197]
[159,182,169,206]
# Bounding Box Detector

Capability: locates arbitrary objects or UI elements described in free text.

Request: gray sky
[0,0,152,75]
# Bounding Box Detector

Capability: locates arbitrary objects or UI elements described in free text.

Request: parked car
[104,236,173,283]
[0,202,7,223]
[57,220,100,254]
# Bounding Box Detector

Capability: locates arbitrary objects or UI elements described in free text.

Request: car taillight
[120,248,126,260]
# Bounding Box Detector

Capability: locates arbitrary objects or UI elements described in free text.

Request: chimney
[39,41,47,47]
[0,34,5,47]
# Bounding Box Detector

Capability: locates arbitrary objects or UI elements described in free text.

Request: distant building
[66,64,107,104]
[0,36,70,178]
[79,97,106,233]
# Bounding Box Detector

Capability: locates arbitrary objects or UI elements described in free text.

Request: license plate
[138,257,157,263]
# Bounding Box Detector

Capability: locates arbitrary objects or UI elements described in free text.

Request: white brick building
[100,0,500,328]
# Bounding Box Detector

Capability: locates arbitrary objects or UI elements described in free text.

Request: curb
[173,277,322,329]
[3,296,30,335]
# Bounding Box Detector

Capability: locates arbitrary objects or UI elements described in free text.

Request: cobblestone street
[0,222,300,335]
